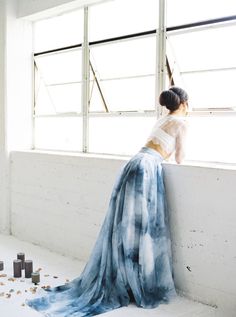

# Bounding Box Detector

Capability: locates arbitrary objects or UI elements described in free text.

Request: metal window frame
[32,2,236,153]
[82,6,90,152]
[33,21,159,153]
[155,0,166,118]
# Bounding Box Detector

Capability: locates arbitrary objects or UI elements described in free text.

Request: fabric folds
[26,147,176,317]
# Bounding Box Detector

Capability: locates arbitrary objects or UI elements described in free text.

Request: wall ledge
[10,150,236,171]
[10,149,129,162]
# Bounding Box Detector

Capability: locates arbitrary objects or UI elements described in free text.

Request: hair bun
[159,89,180,111]
[159,86,188,112]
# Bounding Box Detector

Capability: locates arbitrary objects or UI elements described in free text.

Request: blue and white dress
[27,115,187,317]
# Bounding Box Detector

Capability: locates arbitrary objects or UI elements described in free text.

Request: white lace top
[146,115,188,162]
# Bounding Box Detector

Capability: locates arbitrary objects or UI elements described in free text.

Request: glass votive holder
[31,271,40,285]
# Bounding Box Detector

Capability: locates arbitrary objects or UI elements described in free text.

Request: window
[33,0,236,163]
[33,0,158,155]
[34,10,84,52]
[89,37,156,112]
[167,24,236,110]
[166,0,236,164]
[34,10,84,151]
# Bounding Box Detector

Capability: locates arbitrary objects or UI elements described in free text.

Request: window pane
[34,10,84,52]
[167,26,236,72]
[89,37,156,112]
[186,116,236,164]
[35,117,82,151]
[90,0,158,41]
[167,0,236,26]
[35,83,82,115]
[90,37,156,79]
[182,70,236,109]
[89,76,155,112]
[89,116,156,155]
[35,50,82,85]
[167,25,236,109]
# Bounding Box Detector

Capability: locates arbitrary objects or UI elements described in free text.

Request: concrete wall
[11,151,126,260]
[164,163,236,315]
[10,151,236,315]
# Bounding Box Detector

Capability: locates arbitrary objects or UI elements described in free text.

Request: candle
[0,261,4,271]
[25,260,33,278]
[17,252,25,269]
[31,272,40,284]
[13,260,22,278]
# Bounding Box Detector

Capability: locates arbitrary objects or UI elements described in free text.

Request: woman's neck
[169,110,185,116]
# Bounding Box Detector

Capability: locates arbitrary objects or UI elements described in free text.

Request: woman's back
[146,115,187,163]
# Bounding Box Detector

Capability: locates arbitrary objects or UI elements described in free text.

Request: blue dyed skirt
[26,147,176,316]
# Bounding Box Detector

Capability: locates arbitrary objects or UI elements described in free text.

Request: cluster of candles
[0,253,40,285]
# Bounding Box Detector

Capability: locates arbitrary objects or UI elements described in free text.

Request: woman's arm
[175,122,188,164]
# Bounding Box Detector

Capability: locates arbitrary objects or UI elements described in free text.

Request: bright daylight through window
[33,0,236,164]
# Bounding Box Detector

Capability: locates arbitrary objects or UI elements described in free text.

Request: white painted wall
[164,163,236,316]
[11,151,236,315]
[0,0,9,234]
[5,0,33,152]
[11,151,126,260]
[0,0,33,234]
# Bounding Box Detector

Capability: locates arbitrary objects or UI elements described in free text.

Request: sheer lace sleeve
[175,121,188,164]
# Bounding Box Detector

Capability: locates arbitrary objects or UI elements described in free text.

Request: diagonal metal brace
[89,61,109,113]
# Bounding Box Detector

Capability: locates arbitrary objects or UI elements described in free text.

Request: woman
[27,86,188,317]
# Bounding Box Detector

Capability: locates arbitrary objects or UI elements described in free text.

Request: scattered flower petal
[36,268,42,272]
[29,287,38,294]
[8,278,16,282]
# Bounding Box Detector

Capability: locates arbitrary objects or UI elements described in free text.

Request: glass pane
[167,0,236,26]
[182,70,236,109]
[34,10,84,52]
[34,117,82,151]
[35,80,56,115]
[167,25,236,109]
[167,26,236,72]
[35,50,82,85]
[89,116,156,155]
[185,116,236,164]
[90,36,156,79]
[35,82,82,115]
[90,0,158,41]
[89,76,156,112]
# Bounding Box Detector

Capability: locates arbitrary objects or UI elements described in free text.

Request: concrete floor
[0,234,217,317]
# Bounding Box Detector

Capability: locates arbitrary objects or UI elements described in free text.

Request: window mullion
[82,6,90,153]
[155,0,167,118]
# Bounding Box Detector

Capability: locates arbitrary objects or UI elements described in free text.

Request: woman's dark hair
[159,86,188,112]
